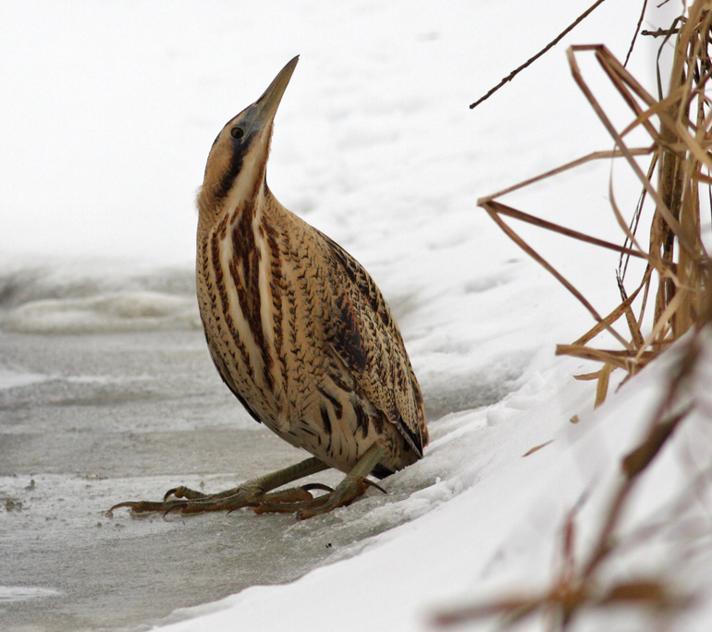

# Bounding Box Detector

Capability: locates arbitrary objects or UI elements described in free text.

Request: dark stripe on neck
[214,133,254,201]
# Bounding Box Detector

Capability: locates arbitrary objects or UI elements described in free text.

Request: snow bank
[155,334,712,632]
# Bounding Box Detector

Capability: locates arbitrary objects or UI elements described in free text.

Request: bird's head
[198,55,298,219]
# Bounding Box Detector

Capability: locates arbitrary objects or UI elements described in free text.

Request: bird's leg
[108,456,329,516]
[252,444,386,520]
[162,458,328,502]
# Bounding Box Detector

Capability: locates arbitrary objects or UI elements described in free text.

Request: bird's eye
[231,127,244,140]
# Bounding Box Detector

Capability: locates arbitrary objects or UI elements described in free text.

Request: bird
[111,56,428,519]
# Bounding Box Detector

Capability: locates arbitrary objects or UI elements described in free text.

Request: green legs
[254,444,385,519]
[108,445,386,520]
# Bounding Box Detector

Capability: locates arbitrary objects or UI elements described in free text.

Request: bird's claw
[364,479,387,494]
[163,486,208,501]
[250,477,370,520]
[300,482,334,493]
[108,487,262,517]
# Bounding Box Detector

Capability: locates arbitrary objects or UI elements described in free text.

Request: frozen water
[0,367,49,390]
[0,326,518,631]
[0,586,60,603]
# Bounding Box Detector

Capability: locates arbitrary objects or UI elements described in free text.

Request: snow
[2,0,710,631]
[155,339,712,632]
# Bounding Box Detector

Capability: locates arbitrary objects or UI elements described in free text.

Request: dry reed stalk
[431,3,712,629]
[478,3,712,405]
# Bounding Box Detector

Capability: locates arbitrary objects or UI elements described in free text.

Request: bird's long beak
[252,55,299,128]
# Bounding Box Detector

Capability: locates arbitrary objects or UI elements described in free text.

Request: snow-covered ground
[2,1,710,631]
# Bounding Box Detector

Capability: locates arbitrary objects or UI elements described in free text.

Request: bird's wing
[317,232,428,456]
[203,330,264,425]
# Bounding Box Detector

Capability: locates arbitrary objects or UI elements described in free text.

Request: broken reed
[478,4,712,406]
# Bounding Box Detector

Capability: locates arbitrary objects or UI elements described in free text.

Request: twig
[481,200,650,261]
[468,0,608,109]
[625,0,649,66]
[480,146,653,202]
[642,26,683,37]
[654,16,686,100]
[617,154,657,282]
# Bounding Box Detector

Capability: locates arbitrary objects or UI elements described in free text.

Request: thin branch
[480,146,653,202]
[618,154,658,282]
[625,0,649,66]
[642,27,683,37]
[468,0,608,109]
[482,200,650,261]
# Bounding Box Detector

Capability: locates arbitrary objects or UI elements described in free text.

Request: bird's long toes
[174,487,272,514]
[296,478,370,520]
[250,486,320,515]
[107,499,188,516]
[178,497,242,514]
[252,481,361,520]
[295,495,334,520]
[109,487,263,518]
[163,485,207,501]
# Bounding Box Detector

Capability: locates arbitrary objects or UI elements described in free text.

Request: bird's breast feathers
[197,201,427,467]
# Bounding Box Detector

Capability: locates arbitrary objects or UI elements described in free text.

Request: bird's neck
[197,179,285,242]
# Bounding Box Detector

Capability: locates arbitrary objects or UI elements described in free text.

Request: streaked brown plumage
[111,56,427,519]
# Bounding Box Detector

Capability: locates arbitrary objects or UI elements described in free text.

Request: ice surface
[0,331,338,630]
[0,586,60,603]
[0,367,49,390]
[0,329,536,632]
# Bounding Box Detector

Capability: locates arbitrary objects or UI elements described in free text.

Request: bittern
[111,56,428,519]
